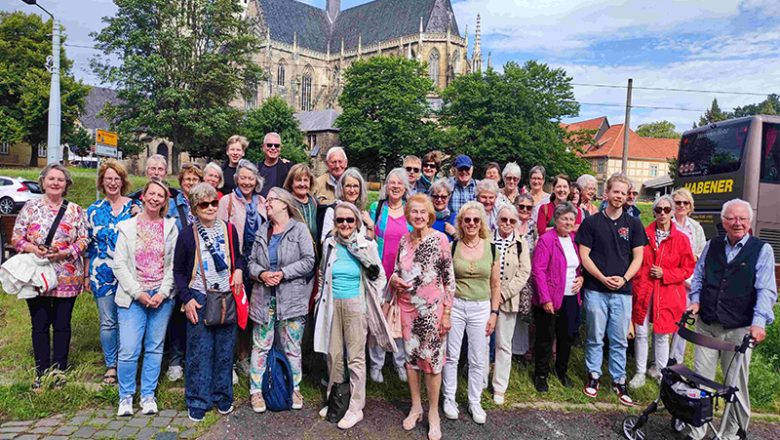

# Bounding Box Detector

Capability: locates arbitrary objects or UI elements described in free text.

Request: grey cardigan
[248,219,316,324]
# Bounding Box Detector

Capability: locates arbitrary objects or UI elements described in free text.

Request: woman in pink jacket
[531,202,583,393]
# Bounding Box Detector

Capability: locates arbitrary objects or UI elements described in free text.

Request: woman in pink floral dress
[389,194,455,440]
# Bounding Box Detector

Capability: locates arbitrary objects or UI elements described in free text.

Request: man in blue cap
[449,154,478,215]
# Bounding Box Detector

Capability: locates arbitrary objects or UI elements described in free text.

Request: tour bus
[674,115,780,271]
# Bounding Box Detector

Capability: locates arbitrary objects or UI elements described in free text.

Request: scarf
[234,188,262,256]
[333,231,381,281]
[435,207,451,221]
[196,222,228,272]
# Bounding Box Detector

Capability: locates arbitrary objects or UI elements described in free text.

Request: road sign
[95,129,118,158]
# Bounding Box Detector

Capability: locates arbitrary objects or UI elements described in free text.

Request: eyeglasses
[674,200,690,206]
[654,206,672,214]
[629,191,639,196]
[266,197,281,204]
[265,143,281,150]
[457,167,471,173]
[335,217,356,224]
[431,194,449,200]
[723,216,749,223]
[517,204,533,211]
[423,163,438,169]
[500,217,518,225]
[405,166,420,173]
[463,217,481,224]
[504,176,520,182]
[343,183,360,190]
[197,200,219,209]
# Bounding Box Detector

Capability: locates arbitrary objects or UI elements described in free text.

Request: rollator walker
[622,311,754,440]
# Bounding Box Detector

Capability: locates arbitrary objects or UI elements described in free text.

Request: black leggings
[26,296,77,376]
[534,296,579,379]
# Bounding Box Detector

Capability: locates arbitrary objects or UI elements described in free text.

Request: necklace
[462,237,480,249]
[388,200,403,210]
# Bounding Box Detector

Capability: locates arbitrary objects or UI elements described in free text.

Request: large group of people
[8,134,775,440]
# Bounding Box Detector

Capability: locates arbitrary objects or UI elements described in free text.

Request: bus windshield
[677,120,751,177]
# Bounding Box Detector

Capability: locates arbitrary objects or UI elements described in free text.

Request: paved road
[201,398,780,440]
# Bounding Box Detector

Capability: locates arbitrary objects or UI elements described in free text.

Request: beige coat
[498,235,532,313]
[313,173,337,205]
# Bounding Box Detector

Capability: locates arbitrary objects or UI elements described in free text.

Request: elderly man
[130,154,179,199]
[314,146,347,204]
[448,154,478,215]
[257,132,291,197]
[404,155,427,195]
[685,199,776,440]
[222,135,247,194]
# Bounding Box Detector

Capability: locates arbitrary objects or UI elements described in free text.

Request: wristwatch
[491,309,499,316]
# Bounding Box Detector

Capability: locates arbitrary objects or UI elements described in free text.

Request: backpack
[262,346,294,412]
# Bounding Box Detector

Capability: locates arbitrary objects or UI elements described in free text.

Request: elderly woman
[512,194,538,362]
[668,187,706,365]
[420,150,444,192]
[476,179,501,231]
[368,168,411,383]
[12,164,88,388]
[576,174,599,216]
[248,187,315,413]
[430,179,457,241]
[174,183,243,422]
[87,160,141,386]
[629,196,695,389]
[442,201,500,425]
[386,193,455,439]
[203,162,225,199]
[491,205,531,404]
[112,179,178,416]
[528,165,550,222]
[532,202,583,393]
[537,174,581,236]
[498,162,522,205]
[284,163,318,239]
[169,163,204,230]
[320,168,372,243]
[314,202,395,429]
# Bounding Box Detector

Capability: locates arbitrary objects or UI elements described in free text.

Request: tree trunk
[28,143,38,167]
[171,133,180,173]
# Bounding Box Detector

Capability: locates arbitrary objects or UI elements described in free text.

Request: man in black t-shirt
[257,132,291,197]
[221,135,247,195]
[576,173,647,406]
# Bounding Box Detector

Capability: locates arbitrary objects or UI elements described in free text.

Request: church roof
[258,0,460,53]
[294,109,340,132]
[81,87,122,130]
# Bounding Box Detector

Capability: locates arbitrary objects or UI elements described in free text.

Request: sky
[3,0,779,132]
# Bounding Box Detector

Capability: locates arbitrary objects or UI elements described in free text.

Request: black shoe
[667,357,678,366]
[534,376,549,393]
[556,372,574,388]
[612,381,635,407]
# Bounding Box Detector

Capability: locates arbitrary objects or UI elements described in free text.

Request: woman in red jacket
[629,195,695,390]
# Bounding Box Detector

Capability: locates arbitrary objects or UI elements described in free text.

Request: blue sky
[4,0,779,132]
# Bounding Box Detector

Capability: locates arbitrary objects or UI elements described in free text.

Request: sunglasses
[504,176,520,182]
[405,167,420,173]
[463,217,481,225]
[654,206,672,214]
[500,217,518,225]
[431,194,449,200]
[674,200,690,206]
[265,143,281,150]
[197,200,219,209]
[423,163,438,169]
[335,217,356,224]
[457,167,471,172]
[517,204,533,211]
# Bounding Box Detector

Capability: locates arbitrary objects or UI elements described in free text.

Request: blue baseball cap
[453,154,473,170]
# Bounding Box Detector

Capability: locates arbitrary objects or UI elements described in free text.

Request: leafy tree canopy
[242,96,308,165]
[0,12,89,165]
[636,120,680,139]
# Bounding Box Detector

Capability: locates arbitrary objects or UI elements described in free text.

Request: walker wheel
[670,417,686,433]
[622,416,646,440]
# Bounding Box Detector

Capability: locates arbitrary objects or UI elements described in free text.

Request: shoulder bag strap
[228,194,234,221]
[226,221,235,270]
[177,202,190,229]
[44,200,69,247]
[193,224,208,291]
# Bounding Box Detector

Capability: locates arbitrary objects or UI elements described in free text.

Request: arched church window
[428,48,440,86]
[300,70,313,111]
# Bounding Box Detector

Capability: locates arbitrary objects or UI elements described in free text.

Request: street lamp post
[21,0,61,165]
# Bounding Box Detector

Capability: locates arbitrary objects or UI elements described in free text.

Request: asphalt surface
[200,398,780,440]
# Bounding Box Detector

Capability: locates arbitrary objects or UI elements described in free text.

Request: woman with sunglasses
[247,187,315,413]
[511,194,538,364]
[430,179,457,241]
[442,201,500,425]
[173,183,244,421]
[314,202,397,429]
[490,205,531,404]
[420,150,444,193]
[498,162,522,205]
[628,195,695,390]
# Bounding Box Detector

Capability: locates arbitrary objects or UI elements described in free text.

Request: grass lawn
[0,166,777,423]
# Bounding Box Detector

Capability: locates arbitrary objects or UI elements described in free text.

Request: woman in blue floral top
[86,160,140,385]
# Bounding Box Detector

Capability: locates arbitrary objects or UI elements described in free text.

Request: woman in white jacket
[112,179,179,417]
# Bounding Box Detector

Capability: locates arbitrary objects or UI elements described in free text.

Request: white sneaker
[468,404,487,424]
[117,396,133,417]
[493,392,505,405]
[292,390,303,410]
[647,366,662,382]
[318,406,329,418]
[337,410,364,429]
[443,399,459,420]
[369,369,384,383]
[397,368,408,383]
[140,397,158,415]
[628,373,646,390]
[167,365,183,382]
[232,369,239,385]
[218,405,234,415]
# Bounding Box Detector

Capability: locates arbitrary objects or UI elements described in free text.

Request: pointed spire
[473,14,483,73]
[465,24,469,48]
[358,34,362,59]
[487,51,492,70]
[420,16,424,33]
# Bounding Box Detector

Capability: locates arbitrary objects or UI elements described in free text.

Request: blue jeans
[95,295,118,369]
[185,290,237,415]
[583,289,632,382]
[117,291,174,400]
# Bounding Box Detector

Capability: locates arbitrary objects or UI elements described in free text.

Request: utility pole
[621,78,633,174]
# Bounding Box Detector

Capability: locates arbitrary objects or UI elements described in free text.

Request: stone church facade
[242,0,484,112]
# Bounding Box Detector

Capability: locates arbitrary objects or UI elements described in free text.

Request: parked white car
[0,176,43,215]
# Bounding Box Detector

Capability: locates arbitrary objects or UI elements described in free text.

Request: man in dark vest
[687,198,777,440]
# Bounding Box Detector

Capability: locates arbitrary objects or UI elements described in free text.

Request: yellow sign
[683,179,733,195]
[96,129,117,147]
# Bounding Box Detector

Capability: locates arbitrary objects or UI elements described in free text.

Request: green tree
[65,125,93,158]
[732,94,780,118]
[697,98,730,127]
[337,56,436,176]
[636,120,680,139]
[92,0,263,168]
[242,96,307,165]
[439,61,588,178]
[0,12,89,165]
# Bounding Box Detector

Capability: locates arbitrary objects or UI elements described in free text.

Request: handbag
[226,222,248,330]
[381,286,403,339]
[193,224,237,327]
[326,372,351,423]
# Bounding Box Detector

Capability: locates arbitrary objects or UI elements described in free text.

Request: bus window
[678,120,750,177]
[762,123,780,183]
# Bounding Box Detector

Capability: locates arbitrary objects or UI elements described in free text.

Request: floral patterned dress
[393,231,456,374]
[13,198,89,298]
[86,198,140,298]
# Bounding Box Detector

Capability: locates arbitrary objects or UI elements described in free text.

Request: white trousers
[634,312,670,374]
[368,337,406,372]
[492,311,518,393]
[442,298,490,406]
[512,319,530,355]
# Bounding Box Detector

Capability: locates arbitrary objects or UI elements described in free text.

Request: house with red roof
[562,116,680,197]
